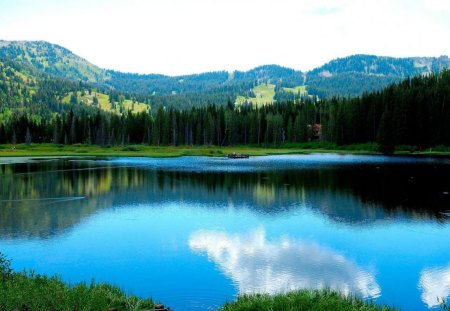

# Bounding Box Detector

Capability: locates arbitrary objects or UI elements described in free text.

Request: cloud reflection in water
[189,229,380,298]
[419,264,450,308]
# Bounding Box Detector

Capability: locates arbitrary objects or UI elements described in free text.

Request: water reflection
[0,156,449,238]
[419,264,450,308]
[1,156,450,311]
[189,229,380,298]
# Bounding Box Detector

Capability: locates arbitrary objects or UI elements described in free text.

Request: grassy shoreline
[219,290,397,311]
[2,142,450,158]
[1,251,399,311]
[0,254,155,311]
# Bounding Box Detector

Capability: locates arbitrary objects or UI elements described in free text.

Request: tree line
[322,69,450,152]
[1,70,450,153]
[0,100,319,146]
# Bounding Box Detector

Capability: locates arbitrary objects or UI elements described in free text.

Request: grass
[220,290,396,311]
[0,253,399,311]
[236,84,276,107]
[283,85,307,96]
[122,99,149,113]
[94,92,111,111]
[61,91,149,114]
[0,253,155,311]
[0,142,379,158]
[3,254,449,311]
[1,142,450,158]
[236,84,308,107]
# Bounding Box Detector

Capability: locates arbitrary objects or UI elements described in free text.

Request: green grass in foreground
[0,254,154,311]
[220,290,396,311]
[4,253,450,311]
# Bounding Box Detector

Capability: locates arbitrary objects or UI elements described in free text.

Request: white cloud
[189,228,380,298]
[0,0,449,75]
[419,264,450,308]
[424,0,450,11]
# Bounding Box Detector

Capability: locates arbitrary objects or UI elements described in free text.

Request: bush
[0,253,12,283]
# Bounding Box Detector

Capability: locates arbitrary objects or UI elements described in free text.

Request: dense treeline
[322,69,450,152]
[307,73,401,98]
[107,65,304,95]
[1,70,450,153]
[0,100,319,146]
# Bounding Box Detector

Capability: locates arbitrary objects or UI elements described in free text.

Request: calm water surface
[0,154,449,310]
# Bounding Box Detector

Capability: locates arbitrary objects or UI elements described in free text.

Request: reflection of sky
[102,154,444,173]
[2,155,450,310]
[419,264,450,308]
[189,228,380,298]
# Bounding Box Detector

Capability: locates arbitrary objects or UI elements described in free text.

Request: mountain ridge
[1,40,450,99]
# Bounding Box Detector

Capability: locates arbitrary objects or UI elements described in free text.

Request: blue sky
[1,0,449,75]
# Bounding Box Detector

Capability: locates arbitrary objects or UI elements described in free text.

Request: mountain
[0,40,106,83]
[1,40,450,106]
[306,54,450,97]
[0,48,148,123]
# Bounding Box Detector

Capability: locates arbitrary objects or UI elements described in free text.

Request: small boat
[227,152,249,159]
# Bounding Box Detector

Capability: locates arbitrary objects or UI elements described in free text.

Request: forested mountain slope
[306,54,450,97]
[0,40,106,83]
[2,63,450,154]
[1,40,450,151]
[2,40,449,103]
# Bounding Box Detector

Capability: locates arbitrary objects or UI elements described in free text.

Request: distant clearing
[236,83,275,107]
[62,91,149,114]
[283,85,307,96]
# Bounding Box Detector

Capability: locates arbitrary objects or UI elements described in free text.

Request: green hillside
[306,54,450,97]
[283,85,307,96]
[1,40,450,112]
[61,91,150,114]
[0,40,106,83]
[236,83,276,106]
[0,56,149,125]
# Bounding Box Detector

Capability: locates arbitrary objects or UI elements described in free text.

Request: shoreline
[1,143,450,158]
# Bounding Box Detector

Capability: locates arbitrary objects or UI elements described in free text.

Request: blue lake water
[0,154,450,310]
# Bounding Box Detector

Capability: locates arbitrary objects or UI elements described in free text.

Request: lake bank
[1,142,450,158]
[0,252,397,311]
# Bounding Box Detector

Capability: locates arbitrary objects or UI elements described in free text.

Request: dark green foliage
[306,54,450,97]
[0,253,154,311]
[322,69,450,152]
[220,289,396,311]
[307,72,400,98]
[5,40,450,104]
[2,40,450,153]
[2,68,450,153]
[0,99,321,146]
[0,253,12,284]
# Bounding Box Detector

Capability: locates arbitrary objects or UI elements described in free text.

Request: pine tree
[11,131,17,146]
[25,127,32,145]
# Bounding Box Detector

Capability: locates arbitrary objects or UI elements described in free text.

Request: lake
[0,154,449,310]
